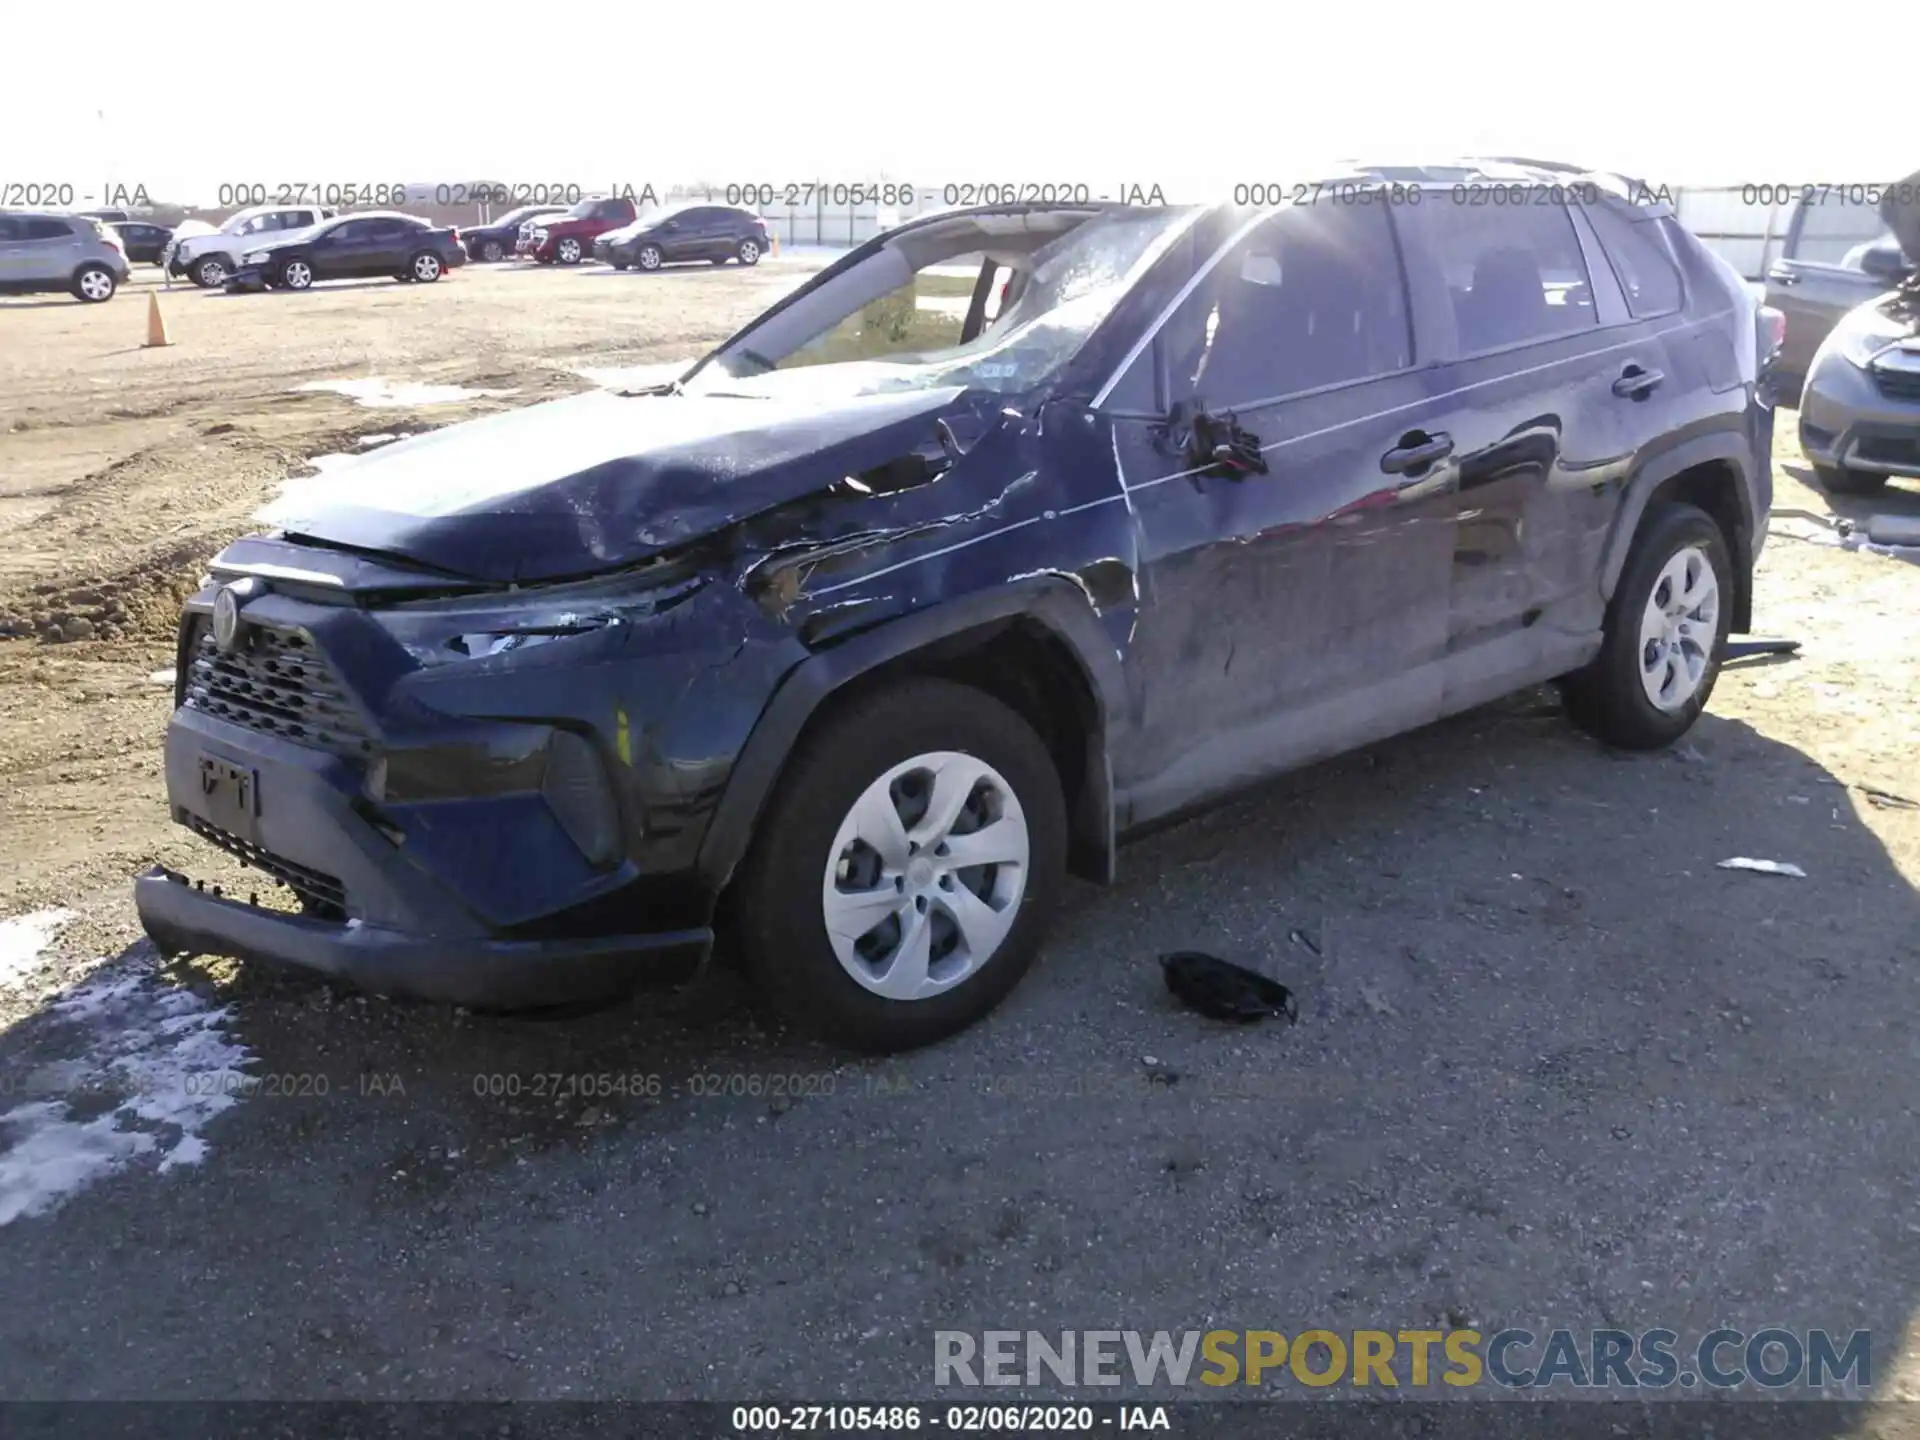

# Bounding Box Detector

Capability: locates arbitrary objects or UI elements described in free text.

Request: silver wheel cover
[821,750,1029,1001]
[1637,544,1720,712]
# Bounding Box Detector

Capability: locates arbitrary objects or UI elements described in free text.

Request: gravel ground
[1,264,1918,1428]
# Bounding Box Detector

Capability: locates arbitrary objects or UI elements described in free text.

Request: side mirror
[1861,245,1908,284]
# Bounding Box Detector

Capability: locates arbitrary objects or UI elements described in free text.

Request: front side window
[1410,200,1597,352]
[1156,201,1412,409]
[1795,197,1889,265]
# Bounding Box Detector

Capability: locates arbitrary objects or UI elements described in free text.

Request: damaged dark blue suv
[137,162,1776,1051]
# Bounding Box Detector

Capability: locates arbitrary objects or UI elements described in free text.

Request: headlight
[1829,302,1910,368]
[373,568,705,668]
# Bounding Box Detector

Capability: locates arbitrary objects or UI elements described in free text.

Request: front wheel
[556,236,582,264]
[636,244,662,272]
[1813,462,1889,498]
[279,258,314,291]
[1562,501,1732,750]
[479,239,504,263]
[729,679,1066,1052]
[191,255,230,288]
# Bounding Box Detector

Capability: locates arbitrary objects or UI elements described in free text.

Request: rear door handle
[1380,432,1454,476]
[1613,366,1664,400]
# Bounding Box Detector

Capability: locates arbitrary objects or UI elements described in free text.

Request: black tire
[728,678,1067,1052]
[191,254,231,288]
[408,250,443,283]
[279,257,313,291]
[556,236,583,265]
[72,264,117,302]
[1813,462,1889,497]
[736,237,762,266]
[636,243,662,272]
[611,260,629,271]
[1562,501,1732,750]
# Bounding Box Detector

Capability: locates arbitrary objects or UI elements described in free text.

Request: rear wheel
[1562,502,1732,749]
[736,237,762,266]
[72,264,117,302]
[1813,462,1889,497]
[409,250,443,283]
[729,678,1066,1052]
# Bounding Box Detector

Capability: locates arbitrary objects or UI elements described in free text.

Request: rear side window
[1584,205,1683,318]
[21,217,73,240]
[1409,200,1596,352]
[1158,202,1413,408]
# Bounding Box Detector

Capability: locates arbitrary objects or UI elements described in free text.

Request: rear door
[17,216,79,284]
[309,219,374,277]
[1391,188,1647,699]
[0,216,29,285]
[364,217,422,271]
[1106,194,1467,824]
[1764,194,1894,379]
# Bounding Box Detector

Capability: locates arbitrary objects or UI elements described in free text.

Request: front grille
[1854,434,1920,468]
[184,814,348,920]
[1872,366,1920,402]
[184,622,373,757]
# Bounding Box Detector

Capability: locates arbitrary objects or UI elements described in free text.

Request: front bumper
[1800,351,1920,478]
[135,704,712,1007]
[136,869,709,1008]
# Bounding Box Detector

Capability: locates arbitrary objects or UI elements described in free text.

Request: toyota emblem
[212,585,243,652]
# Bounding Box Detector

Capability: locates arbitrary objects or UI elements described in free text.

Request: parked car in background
[595,203,770,270]
[172,204,338,287]
[1798,173,1920,496]
[81,208,131,223]
[109,220,175,265]
[0,212,130,301]
[137,161,1775,1052]
[459,204,569,263]
[1763,188,1909,396]
[517,196,637,264]
[224,212,466,292]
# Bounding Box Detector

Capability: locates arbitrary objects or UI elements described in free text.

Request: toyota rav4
[136,163,1776,1052]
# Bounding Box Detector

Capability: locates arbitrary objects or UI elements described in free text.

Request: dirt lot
[2,265,1919,1422]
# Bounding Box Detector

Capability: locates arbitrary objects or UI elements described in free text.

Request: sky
[0,0,1907,207]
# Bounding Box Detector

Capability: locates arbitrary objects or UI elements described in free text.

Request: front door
[1105,196,1465,826]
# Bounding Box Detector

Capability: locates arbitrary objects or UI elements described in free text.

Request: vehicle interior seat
[1459,246,1548,352]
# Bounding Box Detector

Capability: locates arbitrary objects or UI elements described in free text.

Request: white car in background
[166,204,337,288]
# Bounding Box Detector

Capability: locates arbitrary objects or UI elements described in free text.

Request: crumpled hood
[1884,167,1920,263]
[259,384,977,583]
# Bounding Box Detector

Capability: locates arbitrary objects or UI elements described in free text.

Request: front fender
[695,577,1125,892]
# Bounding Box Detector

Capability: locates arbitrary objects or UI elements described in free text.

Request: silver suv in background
[1763,189,1909,396]
[0,212,131,302]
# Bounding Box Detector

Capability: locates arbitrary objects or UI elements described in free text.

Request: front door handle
[1613,365,1664,400]
[1380,431,1454,476]
[1767,267,1800,286]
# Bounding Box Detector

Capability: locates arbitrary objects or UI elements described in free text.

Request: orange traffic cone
[769,229,780,258]
[144,292,172,348]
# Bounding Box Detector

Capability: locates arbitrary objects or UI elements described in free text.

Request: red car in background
[516,196,638,264]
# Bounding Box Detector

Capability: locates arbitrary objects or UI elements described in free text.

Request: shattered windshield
[684,206,1197,400]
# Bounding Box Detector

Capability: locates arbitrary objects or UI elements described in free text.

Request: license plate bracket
[196,755,261,845]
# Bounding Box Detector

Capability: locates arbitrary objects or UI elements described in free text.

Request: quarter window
[1159,202,1412,408]
[21,217,73,241]
[1410,200,1597,351]
[1584,205,1683,319]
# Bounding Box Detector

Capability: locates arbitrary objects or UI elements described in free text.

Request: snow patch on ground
[293,377,519,408]
[0,909,75,990]
[571,359,694,391]
[0,939,253,1226]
